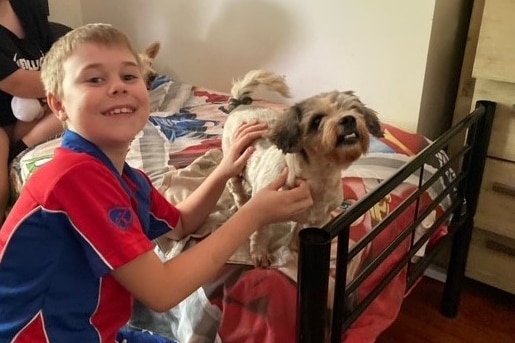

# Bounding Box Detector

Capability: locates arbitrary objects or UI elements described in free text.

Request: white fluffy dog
[222,70,383,267]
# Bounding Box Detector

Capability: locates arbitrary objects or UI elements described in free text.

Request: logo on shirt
[13,53,44,70]
[108,207,133,230]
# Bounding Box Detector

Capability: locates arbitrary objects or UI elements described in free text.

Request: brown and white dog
[222,70,383,267]
[139,41,161,89]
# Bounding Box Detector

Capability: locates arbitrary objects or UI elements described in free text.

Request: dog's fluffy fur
[222,70,383,267]
[139,41,161,89]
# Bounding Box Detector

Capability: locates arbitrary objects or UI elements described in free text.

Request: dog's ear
[268,105,304,153]
[143,41,161,59]
[362,106,383,137]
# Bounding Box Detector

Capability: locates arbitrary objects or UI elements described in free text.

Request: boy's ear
[46,94,67,121]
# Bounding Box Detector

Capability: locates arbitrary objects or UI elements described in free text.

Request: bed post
[441,100,496,317]
[296,228,331,343]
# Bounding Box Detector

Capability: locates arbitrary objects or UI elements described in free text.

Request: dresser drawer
[473,0,515,83]
[472,78,515,162]
[475,158,515,240]
[466,228,515,294]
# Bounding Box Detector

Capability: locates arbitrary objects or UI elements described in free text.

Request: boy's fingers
[232,129,266,155]
[290,181,313,204]
[268,168,288,190]
[237,146,255,163]
[234,122,267,139]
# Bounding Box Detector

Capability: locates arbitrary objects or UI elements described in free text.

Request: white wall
[48,0,470,136]
[48,0,82,28]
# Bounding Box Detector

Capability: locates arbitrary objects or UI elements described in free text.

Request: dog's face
[139,41,161,90]
[268,91,383,168]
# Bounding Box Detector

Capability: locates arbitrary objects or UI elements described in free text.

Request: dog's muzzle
[219,96,254,114]
[337,116,360,145]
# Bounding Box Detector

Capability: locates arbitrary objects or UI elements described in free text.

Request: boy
[0,23,313,342]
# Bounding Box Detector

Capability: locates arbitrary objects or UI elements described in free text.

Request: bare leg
[0,128,10,224]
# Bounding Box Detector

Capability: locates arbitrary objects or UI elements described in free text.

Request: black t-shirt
[0,0,54,126]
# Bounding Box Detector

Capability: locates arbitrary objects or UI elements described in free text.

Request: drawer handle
[485,239,515,258]
[492,182,515,198]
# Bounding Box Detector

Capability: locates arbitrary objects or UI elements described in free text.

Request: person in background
[0,23,313,342]
[0,0,65,223]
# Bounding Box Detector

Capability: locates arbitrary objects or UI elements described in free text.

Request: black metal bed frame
[296,100,496,343]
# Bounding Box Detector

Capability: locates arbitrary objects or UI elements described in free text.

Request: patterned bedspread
[8,78,450,343]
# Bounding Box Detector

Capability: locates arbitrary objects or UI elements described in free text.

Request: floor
[377,276,515,343]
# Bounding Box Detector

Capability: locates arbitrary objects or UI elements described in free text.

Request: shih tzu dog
[222,70,383,267]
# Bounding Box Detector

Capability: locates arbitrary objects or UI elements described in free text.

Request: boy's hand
[218,122,267,178]
[242,168,314,227]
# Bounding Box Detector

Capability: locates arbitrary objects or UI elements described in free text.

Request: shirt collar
[60,130,134,184]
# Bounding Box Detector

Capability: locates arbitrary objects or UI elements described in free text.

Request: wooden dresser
[453,0,515,294]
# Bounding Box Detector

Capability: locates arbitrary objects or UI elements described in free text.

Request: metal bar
[347,172,463,295]
[343,200,460,331]
[297,228,331,343]
[348,149,465,262]
[441,100,496,317]
[407,201,463,287]
[330,228,350,343]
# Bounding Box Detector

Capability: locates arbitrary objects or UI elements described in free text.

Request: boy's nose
[108,79,128,95]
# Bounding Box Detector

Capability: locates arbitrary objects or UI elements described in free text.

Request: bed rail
[296,100,496,343]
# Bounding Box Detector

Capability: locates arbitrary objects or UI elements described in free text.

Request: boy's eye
[87,77,104,84]
[123,74,139,81]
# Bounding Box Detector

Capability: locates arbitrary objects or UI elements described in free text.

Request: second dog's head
[139,41,161,89]
[269,90,383,168]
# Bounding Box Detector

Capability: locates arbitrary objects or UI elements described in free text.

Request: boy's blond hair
[41,23,142,97]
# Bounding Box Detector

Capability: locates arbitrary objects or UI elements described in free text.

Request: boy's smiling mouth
[103,106,135,116]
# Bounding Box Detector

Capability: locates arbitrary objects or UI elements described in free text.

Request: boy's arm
[112,170,313,312]
[171,122,268,239]
[167,166,230,240]
[113,205,260,311]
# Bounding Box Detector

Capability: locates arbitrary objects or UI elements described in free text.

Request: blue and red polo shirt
[0,130,180,342]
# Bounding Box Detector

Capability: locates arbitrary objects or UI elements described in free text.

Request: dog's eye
[310,114,324,131]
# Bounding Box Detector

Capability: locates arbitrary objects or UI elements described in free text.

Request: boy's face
[49,42,150,152]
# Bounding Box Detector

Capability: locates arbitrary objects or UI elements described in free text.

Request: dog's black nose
[339,116,356,128]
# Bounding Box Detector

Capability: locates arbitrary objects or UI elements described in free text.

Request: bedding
[8,77,452,343]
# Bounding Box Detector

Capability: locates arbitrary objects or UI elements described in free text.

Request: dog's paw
[250,248,272,268]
